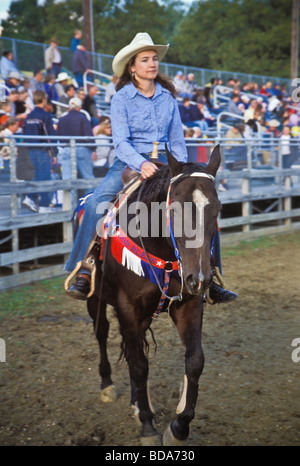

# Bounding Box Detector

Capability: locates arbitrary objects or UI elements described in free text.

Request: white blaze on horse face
[185,189,210,249]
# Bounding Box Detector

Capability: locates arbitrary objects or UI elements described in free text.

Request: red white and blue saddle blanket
[109,227,180,286]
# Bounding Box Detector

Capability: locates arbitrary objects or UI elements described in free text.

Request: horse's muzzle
[185,274,212,295]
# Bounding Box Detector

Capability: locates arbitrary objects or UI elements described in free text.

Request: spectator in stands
[22,90,57,213]
[268,94,283,118]
[0,51,19,79]
[72,44,90,88]
[0,99,12,127]
[265,119,281,138]
[0,117,19,139]
[244,98,258,122]
[43,73,59,104]
[225,124,244,148]
[227,93,243,116]
[5,71,23,92]
[71,29,82,52]
[105,74,119,103]
[57,96,95,189]
[15,89,32,120]
[259,82,273,98]
[77,87,86,101]
[243,118,261,140]
[203,79,216,109]
[29,70,45,93]
[45,38,62,77]
[21,77,34,109]
[280,125,293,169]
[173,70,188,97]
[82,84,99,126]
[92,116,115,175]
[56,84,77,118]
[184,127,194,138]
[7,90,19,117]
[54,72,70,98]
[189,101,209,131]
[185,73,199,98]
[178,96,194,127]
[192,126,203,139]
[0,117,20,177]
[227,77,236,88]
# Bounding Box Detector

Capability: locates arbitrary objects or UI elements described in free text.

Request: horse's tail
[118,327,157,363]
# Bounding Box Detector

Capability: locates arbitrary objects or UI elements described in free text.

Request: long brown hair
[116,54,178,99]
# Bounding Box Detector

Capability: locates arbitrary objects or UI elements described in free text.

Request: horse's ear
[206,144,221,177]
[166,144,182,177]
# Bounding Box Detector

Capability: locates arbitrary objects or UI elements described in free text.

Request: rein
[136,170,215,316]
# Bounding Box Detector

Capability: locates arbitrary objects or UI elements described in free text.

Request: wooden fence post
[62,139,77,261]
[242,142,252,232]
[9,138,19,274]
[284,175,292,225]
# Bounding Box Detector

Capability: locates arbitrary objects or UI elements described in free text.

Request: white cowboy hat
[112,32,169,77]
[268,119,280,127]
[56,72,69,82]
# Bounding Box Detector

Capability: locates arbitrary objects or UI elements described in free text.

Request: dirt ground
[0,233,300,447]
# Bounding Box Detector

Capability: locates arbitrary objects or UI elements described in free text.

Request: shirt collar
[125,81,167,99]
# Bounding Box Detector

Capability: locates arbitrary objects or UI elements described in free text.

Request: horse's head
[166,145,222,295]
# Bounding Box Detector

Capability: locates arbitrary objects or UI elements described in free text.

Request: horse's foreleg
[164,301,204,445]
[87,296,117,402]
[120,324,161,446]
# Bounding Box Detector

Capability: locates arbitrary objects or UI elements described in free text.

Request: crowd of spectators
[0,33,299,209]
[175,73,300,143]
[174,72,300,190]
[0,32,118,213]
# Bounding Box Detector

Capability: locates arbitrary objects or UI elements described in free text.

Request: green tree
[1,0,46,42]
[93,0,173,56]
[172,0,295,78]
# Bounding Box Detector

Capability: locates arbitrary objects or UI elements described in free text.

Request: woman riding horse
[65,32,237,304]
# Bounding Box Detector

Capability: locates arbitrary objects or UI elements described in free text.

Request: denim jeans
[28,149,52,207]
[65,157,126,271]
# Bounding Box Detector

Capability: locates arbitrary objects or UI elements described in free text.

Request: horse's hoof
[100,384,117,403]
[140,434,162,446]
[163,423,185,446]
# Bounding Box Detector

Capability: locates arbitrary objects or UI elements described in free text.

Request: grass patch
[221,232,300,258]
[0,276,66,319]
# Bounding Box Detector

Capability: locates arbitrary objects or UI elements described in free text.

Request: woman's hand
[140,160,158,179]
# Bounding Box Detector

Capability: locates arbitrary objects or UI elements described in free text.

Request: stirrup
[64,259,96,299]
[205,266,226,305]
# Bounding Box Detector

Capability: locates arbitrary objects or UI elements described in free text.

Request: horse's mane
[129,161,209,206]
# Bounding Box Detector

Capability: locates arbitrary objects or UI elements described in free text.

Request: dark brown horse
[87,145,222,445]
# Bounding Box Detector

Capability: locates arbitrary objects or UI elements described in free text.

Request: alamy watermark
[95,197,211,249]
[291,338,300,363]
[291,79,300,103]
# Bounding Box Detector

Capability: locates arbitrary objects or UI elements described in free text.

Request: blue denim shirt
[110,82,188,172]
